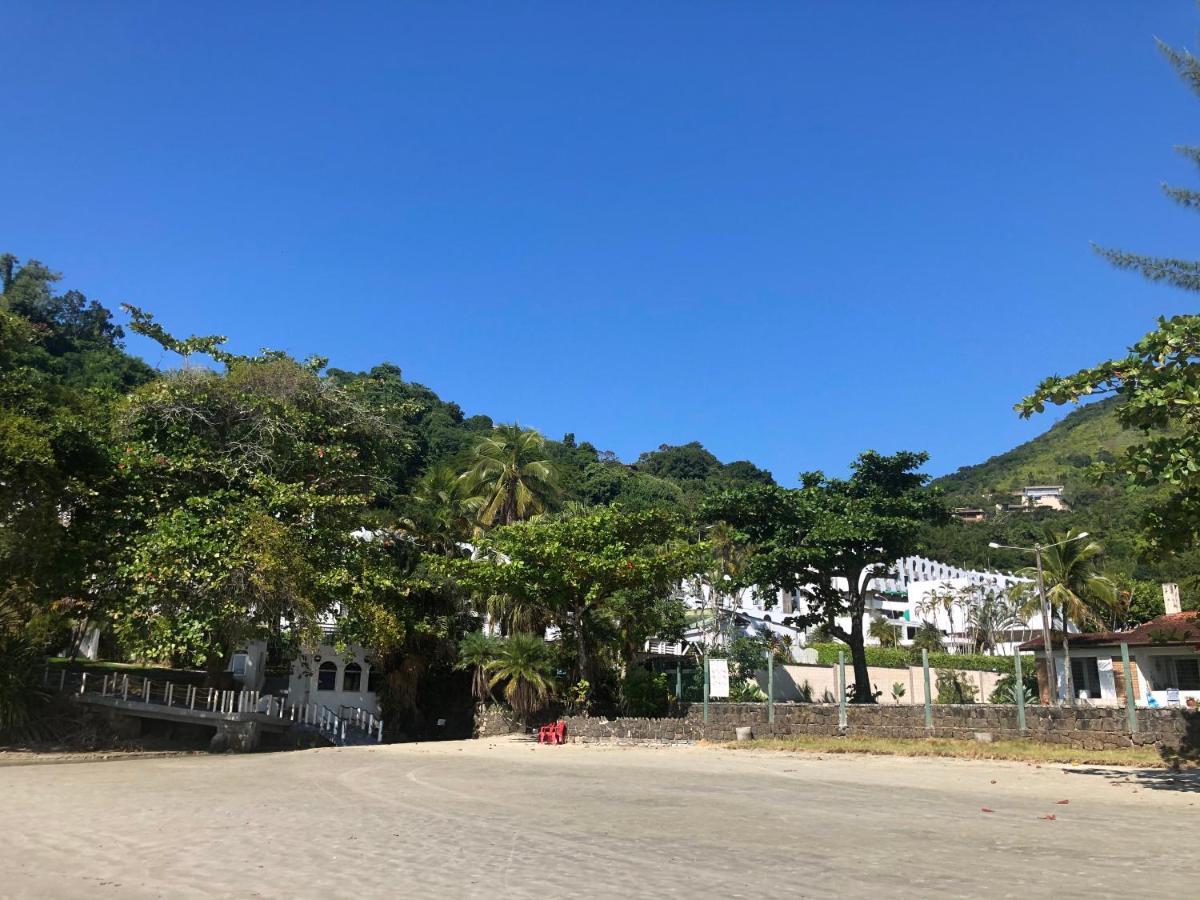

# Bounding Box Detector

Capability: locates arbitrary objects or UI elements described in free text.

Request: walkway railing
[44,668,384,743]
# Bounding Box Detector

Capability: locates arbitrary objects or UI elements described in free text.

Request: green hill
[933,396,1135,503]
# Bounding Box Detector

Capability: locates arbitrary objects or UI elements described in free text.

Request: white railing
[44,667,384,743]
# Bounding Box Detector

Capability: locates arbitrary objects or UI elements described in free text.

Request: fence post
[922,649,933,731]
[143,678,150,703]
[80,672,88,695]
[166,683,174,707]
[123,675,129,702]
[675,659,682,707]
[1121,642,1139,734]
[766,648,775,725]
[101,674,108,697]
[702,655,710,725]
[377,719,383,742]
[837,651,847,730]
[1013,649,1026,734]
[59,670,66,691]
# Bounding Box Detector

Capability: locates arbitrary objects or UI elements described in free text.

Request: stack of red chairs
[537,720,567,745]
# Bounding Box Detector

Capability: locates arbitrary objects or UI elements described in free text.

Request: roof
[1018,612,1200,651]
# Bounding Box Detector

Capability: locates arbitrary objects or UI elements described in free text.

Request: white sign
[708,658,730,698]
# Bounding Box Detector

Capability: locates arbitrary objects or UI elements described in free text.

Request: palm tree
[460,425,560,528]
[917,585,968,653]
[486,633,556,720]
[1014,528,1114,702]
[868,615,900,648]
[966,590,1023,655]
[455,632,498,704]
[910,621,945,653]
[402,464,477,553]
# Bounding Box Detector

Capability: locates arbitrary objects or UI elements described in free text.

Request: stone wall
[563,702,1198,754]
[473,703,526,739]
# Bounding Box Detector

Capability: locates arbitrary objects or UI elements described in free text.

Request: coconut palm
[459,425,560,528]
[1014,528,1115,702]
[485,633,556,719]
[455,631,499,704]
[402,464,478,553]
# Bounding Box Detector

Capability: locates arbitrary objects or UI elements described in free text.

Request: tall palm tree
[1014,528,1114,702]
[460,425,560,528]
[485,633,556,720]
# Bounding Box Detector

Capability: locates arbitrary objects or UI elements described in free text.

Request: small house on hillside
[1019,611,1200,707]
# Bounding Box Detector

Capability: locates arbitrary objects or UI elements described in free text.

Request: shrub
[808,643,1030,675]
[622,667,670,717]
[935,670,978,704]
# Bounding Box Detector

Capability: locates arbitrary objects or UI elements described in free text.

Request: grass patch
[722,735,1171,768]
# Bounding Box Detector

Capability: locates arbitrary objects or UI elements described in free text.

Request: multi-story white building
[658,556,1041,659]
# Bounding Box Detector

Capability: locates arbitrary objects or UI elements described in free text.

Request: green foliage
[435,505,705,684]
[459,424,561,526]
[935,670,978,704]
[890,682,906,702]
[808,642,1028,675]
[621,667,670,716]
[0,599,49,737]
[485,633,556,719]
[988,670,1038,705]
[455,632,498,702]
[909,622,946,653]
[703,451,947,702]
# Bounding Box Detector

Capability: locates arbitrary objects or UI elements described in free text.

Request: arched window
[317,661,337,691]
[343,662,362,692]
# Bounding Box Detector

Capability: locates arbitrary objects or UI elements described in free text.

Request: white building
[656,556,1037,659]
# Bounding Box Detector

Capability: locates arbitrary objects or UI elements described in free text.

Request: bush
[622,667,670,717]
[935,671,978,704]
[988,670,1038,705]
[809,643,1030,675]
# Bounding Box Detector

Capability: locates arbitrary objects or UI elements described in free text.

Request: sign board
[708,658,730,698]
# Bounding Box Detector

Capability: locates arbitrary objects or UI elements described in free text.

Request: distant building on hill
[1007,484,1068,512]
[951,507,987,523]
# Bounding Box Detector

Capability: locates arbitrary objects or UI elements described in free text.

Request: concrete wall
[562,703,1197,754]
[759,663,1004,705]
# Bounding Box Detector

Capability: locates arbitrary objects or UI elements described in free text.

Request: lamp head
[987,542,1001,549]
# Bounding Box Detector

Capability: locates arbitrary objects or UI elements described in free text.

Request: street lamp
[989,533,1088,707]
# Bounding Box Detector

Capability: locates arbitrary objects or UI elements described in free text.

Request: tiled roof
[1018,612,1200,651]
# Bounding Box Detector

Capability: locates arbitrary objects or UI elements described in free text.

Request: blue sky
[4,3,1199,483]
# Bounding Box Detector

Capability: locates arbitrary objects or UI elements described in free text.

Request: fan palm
[460,425,560,528]
[966,590,1024,655]
[1014,528,1115,702]
[485,633,556,719]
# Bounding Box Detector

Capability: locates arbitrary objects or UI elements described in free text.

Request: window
[367,667,383,694]
[230,653,248,677]
[343,662,362,692]
[1173,658,1200,691]
[1071,657,1101,699]
[317,661,337,691]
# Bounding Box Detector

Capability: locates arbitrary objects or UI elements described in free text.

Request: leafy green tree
[460,424,560,527]
[107,311,404,680]
[436,505,705,686]
[485,633,555,719]
[702,451,947,702]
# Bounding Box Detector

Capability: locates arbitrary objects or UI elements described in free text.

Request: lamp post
[989,532,1088,708]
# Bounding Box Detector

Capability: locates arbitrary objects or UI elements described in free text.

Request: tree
[702,451,947,702]
[910,621,946,653]
[965,589,1023,655]
[485,633,555,719]
[435,505,705,687]
[459,424,560,527]
[917,586,970,653]
[107,310,404,680]
[1017,36,1200,558]
[456,631,498,704]
[1010,528,1114,703]
[868,615,900,648]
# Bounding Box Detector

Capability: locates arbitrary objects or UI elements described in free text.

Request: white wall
[288,643,381,717]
